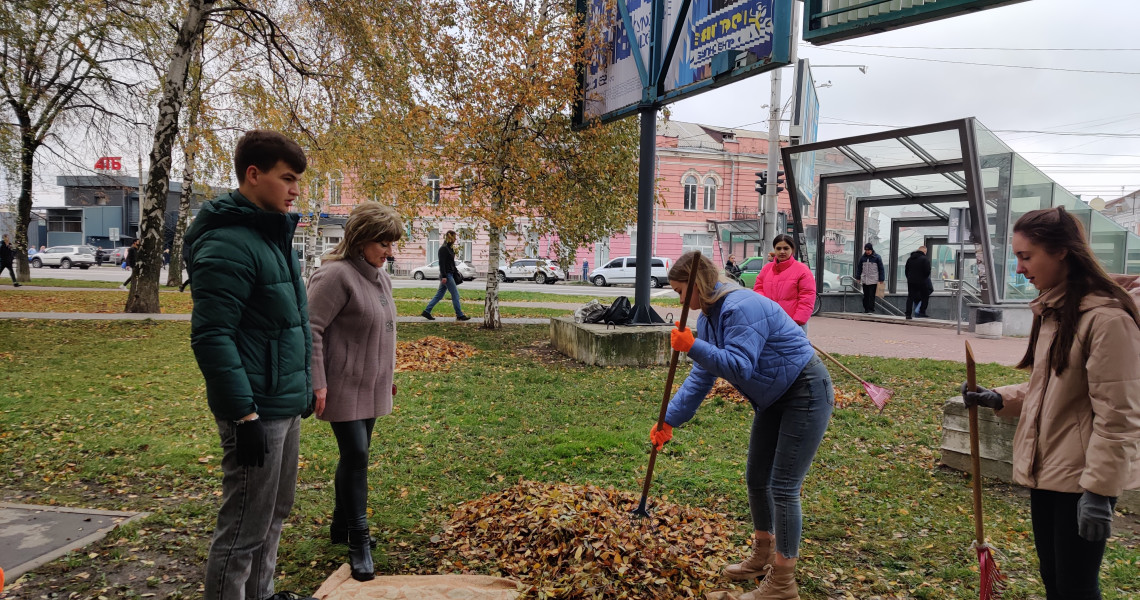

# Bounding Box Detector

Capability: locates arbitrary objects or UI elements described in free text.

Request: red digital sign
[94,156,122,170]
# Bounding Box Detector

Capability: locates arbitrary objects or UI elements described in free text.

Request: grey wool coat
[307,255,397,422]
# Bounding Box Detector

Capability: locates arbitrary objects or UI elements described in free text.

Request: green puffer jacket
[184,190,313,421]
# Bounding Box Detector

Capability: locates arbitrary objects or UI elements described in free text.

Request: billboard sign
[577,0,795,126]
[803,0,1030,45]
[790,58,819,210]
[948,206,973,244]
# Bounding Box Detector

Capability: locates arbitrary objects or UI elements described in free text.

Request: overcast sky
[668,0,1140,201]
[13,0,1140,207]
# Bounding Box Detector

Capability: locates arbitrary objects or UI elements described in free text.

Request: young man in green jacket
[185,130,315,600]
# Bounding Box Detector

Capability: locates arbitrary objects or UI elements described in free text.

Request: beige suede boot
[723,535,774,581]
[739,564,799,600]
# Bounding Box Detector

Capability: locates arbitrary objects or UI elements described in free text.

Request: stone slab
[0,503,148,581]
[549,317,674,367]
[939,398,1139,513]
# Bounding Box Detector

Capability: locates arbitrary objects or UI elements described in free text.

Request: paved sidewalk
[0,309,1026,364]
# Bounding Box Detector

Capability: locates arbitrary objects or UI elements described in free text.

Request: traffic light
[775,170,785,194]
[755,171,767,193]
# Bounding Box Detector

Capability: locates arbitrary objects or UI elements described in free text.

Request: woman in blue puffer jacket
[649,251,834,600]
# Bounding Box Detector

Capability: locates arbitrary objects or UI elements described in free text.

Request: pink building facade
[299,119,864,280]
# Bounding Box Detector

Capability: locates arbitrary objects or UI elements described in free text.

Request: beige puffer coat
[993,284,1140,497]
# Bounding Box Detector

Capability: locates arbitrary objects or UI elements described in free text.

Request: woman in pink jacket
[753,234,816,333]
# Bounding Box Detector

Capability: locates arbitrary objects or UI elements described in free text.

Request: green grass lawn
[0,321,1134,599]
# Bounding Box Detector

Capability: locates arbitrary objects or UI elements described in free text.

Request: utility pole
[762,67,782,254]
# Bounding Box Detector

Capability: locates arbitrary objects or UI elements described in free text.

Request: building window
[703,177,717,211]
[525,231,540,257]
[47,213,83,233]
[322,236,341,254]
[845,193,856,221]
[427,175,441,204]
[461,241,473,263]
[329,176,342,205]
[595,239,610,266]
[427,229,440,261]
[683,176,698,211]
[682,233,714,257]
[309,179,322,204]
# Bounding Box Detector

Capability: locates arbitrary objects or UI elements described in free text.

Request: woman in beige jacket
[963,206,1140,600]
[307,202,402,581]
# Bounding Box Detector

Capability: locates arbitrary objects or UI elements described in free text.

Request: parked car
[736,256,840,291]
[589,256,671,288]
[108,246,131,265]
[411,260,477,281]
[497,258,566,284]
[29,245,97,269]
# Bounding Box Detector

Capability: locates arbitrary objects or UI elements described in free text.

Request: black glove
[1077,491,1114,542]
[234,419,267,467]
[960,382,1003,411]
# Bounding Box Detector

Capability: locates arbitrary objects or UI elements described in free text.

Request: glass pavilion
[781,118,1140,308]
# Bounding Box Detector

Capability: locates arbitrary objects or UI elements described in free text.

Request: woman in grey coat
[307,202,402,581]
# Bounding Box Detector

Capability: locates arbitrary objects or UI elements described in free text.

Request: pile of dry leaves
[708,379,868,410]
[395,336,477,372]
[430,480,744,599]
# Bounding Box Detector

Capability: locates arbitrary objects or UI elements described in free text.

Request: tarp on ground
[313,566,521,600]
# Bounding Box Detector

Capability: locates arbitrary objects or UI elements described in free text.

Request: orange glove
[649,423,673,450]
[671,321,695,353]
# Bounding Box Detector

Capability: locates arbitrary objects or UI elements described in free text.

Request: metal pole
[634,105,656,314]
[957,242,963,335]
[763,69,782,254]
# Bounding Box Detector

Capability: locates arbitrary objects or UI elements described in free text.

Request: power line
[812,47,1140,75]
[818,119,1140,138]
[831,44,1140,52]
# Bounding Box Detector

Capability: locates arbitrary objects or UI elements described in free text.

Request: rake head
[976,544,1006,600]
[863,381,893,411]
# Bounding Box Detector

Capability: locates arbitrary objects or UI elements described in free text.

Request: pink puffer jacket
[752,257,816,325]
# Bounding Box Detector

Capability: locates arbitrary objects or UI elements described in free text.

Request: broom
[810,343,892,412]
[965,340,1006,599]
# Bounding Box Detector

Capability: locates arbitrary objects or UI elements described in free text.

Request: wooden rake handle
[965,340,986,546]
[811,343,871,387]
[637,252,700,511]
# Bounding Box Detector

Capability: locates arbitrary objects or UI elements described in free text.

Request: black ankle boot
[330,508,347,545]
[348,529,375,581]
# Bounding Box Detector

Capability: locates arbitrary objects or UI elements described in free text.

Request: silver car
[30,245,97,269]
[497,258,566,284]
[411,260,477,281]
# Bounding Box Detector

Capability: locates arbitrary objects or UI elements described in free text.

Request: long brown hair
[1014,206,1140,374]
[668,251,735,315]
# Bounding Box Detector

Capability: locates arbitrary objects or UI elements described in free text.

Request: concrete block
[940,397,1139,513]
[549,317,674,367]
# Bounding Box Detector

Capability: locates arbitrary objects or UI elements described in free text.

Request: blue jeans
[205,416,300,599]
[424,274,465,317]
[746,356,833,558]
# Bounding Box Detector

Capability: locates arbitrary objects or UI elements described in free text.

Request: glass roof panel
[973,121,1014,156]
[842,138,923,169]
[903,130,963,163]
[889,172,967,195]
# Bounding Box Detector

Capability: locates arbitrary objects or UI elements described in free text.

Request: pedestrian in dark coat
[122,239,140,287]
[904,246,933,319]
[855,243,885,314]
[421,230,469,320]
[0,235,19,286]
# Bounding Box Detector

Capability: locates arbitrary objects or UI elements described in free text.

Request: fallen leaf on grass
[428,480,746,599]
[396,336,477,373]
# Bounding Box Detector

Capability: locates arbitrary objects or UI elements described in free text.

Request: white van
[589,256,671,288]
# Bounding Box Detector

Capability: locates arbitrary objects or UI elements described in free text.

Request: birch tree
[419,0,640,329]
[0,0,138,282]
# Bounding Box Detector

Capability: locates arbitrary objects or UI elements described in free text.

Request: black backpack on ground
[599,296,632,325]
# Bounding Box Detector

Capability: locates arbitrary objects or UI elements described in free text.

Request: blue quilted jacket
[665,285,816,427]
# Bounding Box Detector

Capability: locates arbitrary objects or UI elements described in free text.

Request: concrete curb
[0,503,149,582]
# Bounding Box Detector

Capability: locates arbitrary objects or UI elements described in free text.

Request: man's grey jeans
[205,415,301,600]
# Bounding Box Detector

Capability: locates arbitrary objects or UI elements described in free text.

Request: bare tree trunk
[166,145,194,288]
[126,0,214,312]
[483,220,503,329]
[15,137,36,282]
[303,203,321,280]
[166,39,204,289]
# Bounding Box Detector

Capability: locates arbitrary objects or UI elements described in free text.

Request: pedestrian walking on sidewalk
[753,234,815,334]
[962,206,1140,600]
[904,246,932,319]
[855,243,884,314]
[122,240,139,288]
[421,230,469,321]
[0,235,20,286]
[185,130,317,600]
[307,202,403,582]
[650,251,833,600]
